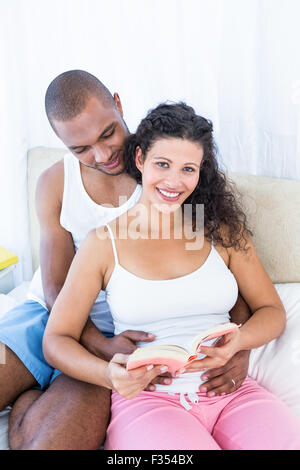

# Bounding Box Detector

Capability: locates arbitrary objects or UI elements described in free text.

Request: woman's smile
[156,187,183,202]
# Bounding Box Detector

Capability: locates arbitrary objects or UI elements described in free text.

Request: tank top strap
[105,224,119,265]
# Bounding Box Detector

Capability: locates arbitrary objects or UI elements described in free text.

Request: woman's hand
[186,349,250,396]
[187,328,244,372]
[106,353,169,399]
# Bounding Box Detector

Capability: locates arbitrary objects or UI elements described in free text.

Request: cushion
[27,147,66,272]
[249,283,300,419]
[0,294,17,319]
[228,173,300,283]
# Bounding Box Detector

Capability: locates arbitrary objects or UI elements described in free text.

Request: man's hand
[100,331,173,390]
[81,322,155,361]
[97,330,156,361]
[184,342,250,397]
[80,321,173,389]
[197,349,250,396]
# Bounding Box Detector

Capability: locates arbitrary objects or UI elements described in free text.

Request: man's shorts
[0,300,114,390]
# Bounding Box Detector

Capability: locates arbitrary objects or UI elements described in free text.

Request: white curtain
[1,0,300,285]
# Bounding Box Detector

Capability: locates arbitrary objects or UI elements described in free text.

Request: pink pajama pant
[104,377,300,450]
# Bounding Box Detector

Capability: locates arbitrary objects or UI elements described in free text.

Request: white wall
[1,0,300,283]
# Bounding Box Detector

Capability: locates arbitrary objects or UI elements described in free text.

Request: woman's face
[135,137,204,213]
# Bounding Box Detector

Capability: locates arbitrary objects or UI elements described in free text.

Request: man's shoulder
[36,159,64,197]
[36,159,65,211]
[39,158,64,183]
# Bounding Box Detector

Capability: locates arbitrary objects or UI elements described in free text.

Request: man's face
[53,94,129,176]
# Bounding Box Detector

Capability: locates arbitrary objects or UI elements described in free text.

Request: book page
[189,322,239,354]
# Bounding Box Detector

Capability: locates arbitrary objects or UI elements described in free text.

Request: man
[0,70,251,450]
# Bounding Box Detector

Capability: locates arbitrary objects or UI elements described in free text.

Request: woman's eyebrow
[184,162,200,167]
[152,156,172,162]
[152,156,200,167]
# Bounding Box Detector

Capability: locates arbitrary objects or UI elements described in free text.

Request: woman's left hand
[188,327,244,371]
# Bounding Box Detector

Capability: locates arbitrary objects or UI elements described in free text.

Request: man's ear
[113,93,123,116]
[135,146,144,172]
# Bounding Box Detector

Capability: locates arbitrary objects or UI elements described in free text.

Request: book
[0,246,18,270]
[126,322,240,374]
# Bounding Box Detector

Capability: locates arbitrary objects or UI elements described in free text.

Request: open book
[127,322,240,374]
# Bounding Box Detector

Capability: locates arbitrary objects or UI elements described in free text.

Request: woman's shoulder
[80,226,113,260]
[74,226,115,279]
[211,223,254,267]
[215,223,253,249]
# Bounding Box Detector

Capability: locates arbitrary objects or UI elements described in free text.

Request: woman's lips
[156,187,182,202]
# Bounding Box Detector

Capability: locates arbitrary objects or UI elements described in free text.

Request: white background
[1,0,300,284]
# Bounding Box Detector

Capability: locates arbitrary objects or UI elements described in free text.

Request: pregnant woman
[43,102,300,450]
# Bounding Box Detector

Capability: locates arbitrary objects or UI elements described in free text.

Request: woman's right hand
[106,353,168,399]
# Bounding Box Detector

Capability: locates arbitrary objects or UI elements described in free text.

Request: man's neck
[80,162,138,206]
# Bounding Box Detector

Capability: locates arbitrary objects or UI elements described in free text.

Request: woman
[43,102,300,450]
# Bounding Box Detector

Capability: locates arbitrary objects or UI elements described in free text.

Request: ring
[231,378,236,387]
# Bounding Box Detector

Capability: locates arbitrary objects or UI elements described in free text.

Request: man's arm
[36,163,75,312]
[229,292,252,326]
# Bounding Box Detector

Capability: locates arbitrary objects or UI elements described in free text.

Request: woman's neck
[126,195,196,240]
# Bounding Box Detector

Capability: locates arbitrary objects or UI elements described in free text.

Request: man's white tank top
[27,152,142,334]
[104,224,239,406]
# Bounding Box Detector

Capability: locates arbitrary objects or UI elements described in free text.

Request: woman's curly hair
[124,102,252,251]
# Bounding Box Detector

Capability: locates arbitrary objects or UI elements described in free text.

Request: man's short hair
[45,70,115,131]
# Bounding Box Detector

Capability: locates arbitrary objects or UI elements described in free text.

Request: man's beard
[83,161,126,176]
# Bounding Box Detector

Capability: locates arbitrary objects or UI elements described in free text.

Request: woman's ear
[135,146,144,172]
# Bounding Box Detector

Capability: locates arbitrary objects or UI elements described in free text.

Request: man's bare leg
[0,346,38,411]
[9,374,111,450]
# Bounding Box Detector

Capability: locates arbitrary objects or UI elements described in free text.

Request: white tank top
[104,223,239,406]
[27,152,142,334]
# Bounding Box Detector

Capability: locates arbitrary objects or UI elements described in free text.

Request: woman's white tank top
[104,223,239,406]
[27,152,142,334]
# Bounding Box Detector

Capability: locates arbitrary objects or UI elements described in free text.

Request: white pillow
[0,407,10,450]
[249,283,300,419]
